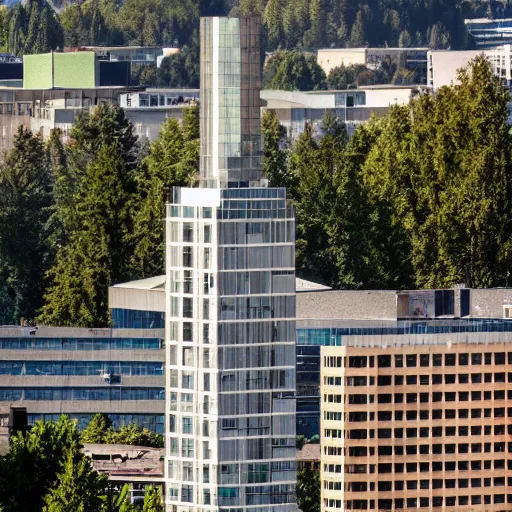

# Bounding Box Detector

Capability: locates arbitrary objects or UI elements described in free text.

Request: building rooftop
[318,47,429,52]
[296,443,321,462]
[112,275,166,291]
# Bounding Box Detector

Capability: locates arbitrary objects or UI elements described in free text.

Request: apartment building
[164,16,298,512]
[320,330,512,512]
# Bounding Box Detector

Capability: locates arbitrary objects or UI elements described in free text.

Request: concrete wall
[428,50,481,89]
[469,288,512,318]
[108,286,166,313]
[297,290,398,320]
[317,49,367,74]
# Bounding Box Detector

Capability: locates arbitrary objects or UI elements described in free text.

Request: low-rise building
[119,89,199,140]
[0,326,165,433]
[465,18,512,49]
[65,46,179,72]
[261,86,421,140]
[428,45,512,91]
[317,47,428,82]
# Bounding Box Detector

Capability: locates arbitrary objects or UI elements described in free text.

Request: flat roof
[465,18,512,23]
[113,275,166,291]
[318,47,429,52]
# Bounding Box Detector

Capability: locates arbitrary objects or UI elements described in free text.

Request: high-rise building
[164,16,298,512]
[320,334,512,512]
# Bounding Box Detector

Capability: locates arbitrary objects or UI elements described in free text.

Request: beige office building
[321,333,512,512]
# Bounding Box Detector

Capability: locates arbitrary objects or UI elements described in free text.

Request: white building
[428,45,512,90]
[164,16,298,512]
[262,86,421,139]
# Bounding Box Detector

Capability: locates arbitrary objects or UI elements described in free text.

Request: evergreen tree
[268,51,326,91]
[398,29,412,47]
[264,0,283,50]
[81,413,112,444]
[39,144,131,327]
[42,451,106,512]
[0,127,52,325]
[349,9,366,47]
[262,110,288,188]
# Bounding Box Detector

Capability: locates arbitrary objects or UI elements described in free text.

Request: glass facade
[296,319,512,437]
[0,387,164,400]
[0,361,163,376]
[0,337,162,350]
[111,308,164,329]
[165,187,297,511]
[200,17,262,189]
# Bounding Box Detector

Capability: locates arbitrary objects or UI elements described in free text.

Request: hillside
[202,0,501,50]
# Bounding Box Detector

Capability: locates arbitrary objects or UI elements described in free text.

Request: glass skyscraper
[164,16,298,512]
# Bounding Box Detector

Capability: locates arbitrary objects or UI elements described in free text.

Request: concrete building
[65,46,180,72]
[317,47,428,81]
[119,89,199,140]
[296,287,512,438]
[262,86,420,140]
[465,18,512,48]
[164,16,298,512]
[428,45,512,91]
[320,330,512,511]
[0,326,165,433]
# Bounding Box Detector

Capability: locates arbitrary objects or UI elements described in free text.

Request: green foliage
[362,55,512,288]
[42,451,107,512]
[262,110,288,188]
[81,415,164,448]
[264,51,326,91]
[327,60,398,89]
[296,467,320,512]
[0,416,93,512]
[103,424,164,448]
[81,414,112,444]
[7,0,63,55]
[227,0,480,50]
[130,109,199,278]
[142,486,163,512]
[0,127,52,325]
[296,435,306,450]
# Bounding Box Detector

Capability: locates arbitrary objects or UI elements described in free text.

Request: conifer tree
[0,127,52,325]
[262,110,288,188]
[349,9,366,47]
[39,145,130,327]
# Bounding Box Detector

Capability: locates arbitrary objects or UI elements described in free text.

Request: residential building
[0,326,165,433]
[262,86,420,140]
[164,16,298,512]
[320,330,512,511]
[317,47,428,81]
[465,18,512,48]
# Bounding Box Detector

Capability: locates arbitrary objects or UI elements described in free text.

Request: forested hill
[201,0,502,50]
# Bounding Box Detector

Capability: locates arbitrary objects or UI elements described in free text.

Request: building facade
[164,16,297,512]
[261,86,420,141]
[0,326,165,433]
[320,331,512,511]
[465,18,512,48]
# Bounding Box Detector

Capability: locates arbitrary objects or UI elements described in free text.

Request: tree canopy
[263,56,512,289]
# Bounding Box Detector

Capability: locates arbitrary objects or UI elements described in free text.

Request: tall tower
[164,16,298,512]
[199,16,263,188]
